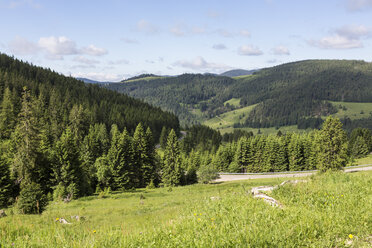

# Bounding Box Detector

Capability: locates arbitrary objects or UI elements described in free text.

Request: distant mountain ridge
[76,77,115,84]
[104,60,372,131]
[220,69,259,77]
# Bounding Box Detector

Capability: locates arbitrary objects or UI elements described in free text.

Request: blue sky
[1,0,372,81]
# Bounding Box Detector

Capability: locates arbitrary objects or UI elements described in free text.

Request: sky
[1,0,372,82]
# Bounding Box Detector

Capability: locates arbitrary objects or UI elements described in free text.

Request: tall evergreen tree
[11,87,40,185]
[317,116,348,172]
[162,129,183,186]
[0,154,12,208]
[159,126,168,149]
[0,87,16,139]
[110,129,135,190]
[53,128,85,198]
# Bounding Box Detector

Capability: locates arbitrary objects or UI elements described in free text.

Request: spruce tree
[53,128,85,198]
[111,129,135,190]
[0,155,12,208]
[162,129,183,186]
[0,87,15,139]
[159,126,168,149]
[288,134,305,171]
[317,116,348,172]
[351,136,369,159]
[11,87,40,184]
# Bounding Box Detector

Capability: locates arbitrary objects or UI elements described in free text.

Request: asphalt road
[215,166,372,182]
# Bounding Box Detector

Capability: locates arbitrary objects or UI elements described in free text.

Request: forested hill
[108,74,235,125]
[0,53,180,140]
[231,60,372,128]
[105,59,372,129]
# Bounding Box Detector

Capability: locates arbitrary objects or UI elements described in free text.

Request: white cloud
[309,35,362,49]
[272,46,290,55]
[173,56,232,73]
[8,36,107,59]
[212,44,227,50]
[238,45,263,56]
[71,72,124,82]
[216,29,234,37]
[73,56,100,65]
[8,36,40,55]
[121,38,139,44]
[309,25,371,49]
[38,36,78,56]
[137,19,159,34]
[267,59,279,64]
[170,25,186,37]
[346,0,372,11]
[240,29,251,37]
[335,25,371,39]
[80,45,107,56]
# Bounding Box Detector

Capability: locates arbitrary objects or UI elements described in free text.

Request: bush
[17,182,48,214]
[197,164,219,184]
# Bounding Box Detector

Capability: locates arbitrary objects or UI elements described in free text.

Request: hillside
[0,53,180,140]
[108,74,235,125]
[106,60,372,131]
[220,69,258,77]
[1,170,371,246]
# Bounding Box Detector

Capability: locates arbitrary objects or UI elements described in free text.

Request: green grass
[1,171,371,247]
[330,101,372,120]
[203,104,258,130]
[123,76,166,83]
[224,98,241,107]
[353,154,372,165]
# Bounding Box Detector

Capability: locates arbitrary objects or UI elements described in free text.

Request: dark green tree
[0,154,12,208]
[162,129,183,186]
[53,128,85,199]
[0,87,16,139]
[316,116,348,172]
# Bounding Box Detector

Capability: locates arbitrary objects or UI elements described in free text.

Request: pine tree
[317,116,348,172]
[0,87,16,139]
[159,126,168,149]
[53,128,85,198]
[132,123,147,187]
[162,129,183,186]
[11,87,40,184]
[288,134,305,171]
[0,155,12,208]
[351,136,369,159]
[111,129,135,190]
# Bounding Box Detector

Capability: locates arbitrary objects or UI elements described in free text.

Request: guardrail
[218,164,372,175]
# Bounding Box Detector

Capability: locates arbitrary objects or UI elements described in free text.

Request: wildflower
[211,218,215,221]
[349,234,353,239]
[56,218,59,221]
[197,218,201,221]
[341,195,344,197]
[93,230,96,233]
[193,213,197,216]
[199,213,202,216]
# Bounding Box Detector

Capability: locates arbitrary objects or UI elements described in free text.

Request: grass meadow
[1,169,371,247]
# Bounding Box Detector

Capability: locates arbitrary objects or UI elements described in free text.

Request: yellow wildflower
[193,213,197,216]
[197,218,201,221]
[93,230,96,233]
[349,234,353,239]
[56,218,59,221]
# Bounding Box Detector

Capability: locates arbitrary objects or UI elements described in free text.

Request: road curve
[215,166,372,182]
